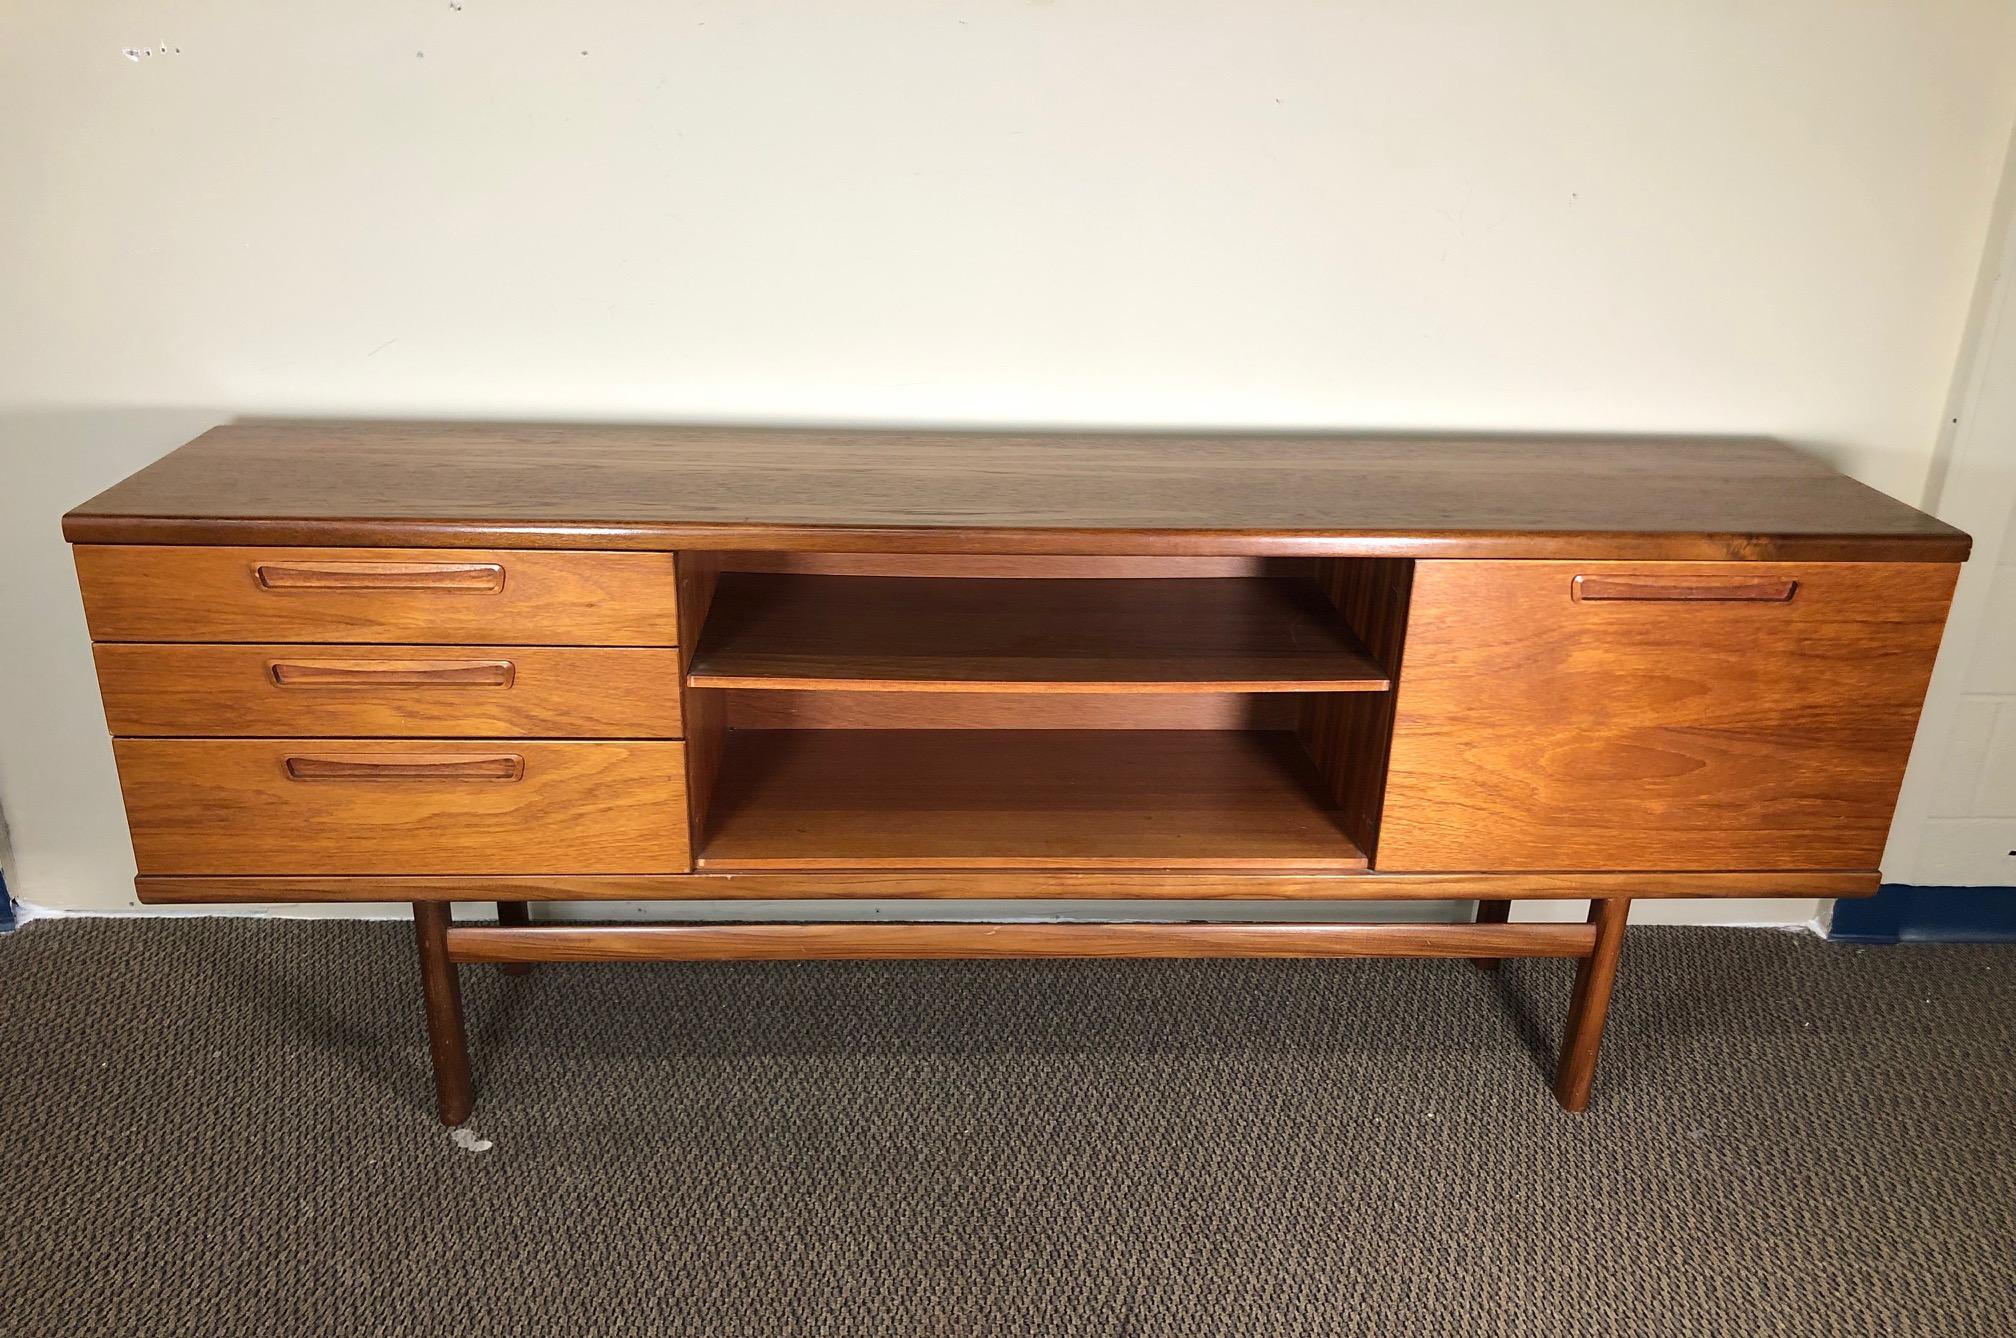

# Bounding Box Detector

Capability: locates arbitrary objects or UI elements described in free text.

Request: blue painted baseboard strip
[1830,884,2016,944]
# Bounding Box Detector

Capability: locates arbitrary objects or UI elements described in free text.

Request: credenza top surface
[63,421,1968,560]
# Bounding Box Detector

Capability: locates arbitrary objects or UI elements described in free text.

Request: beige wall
[4,1,2015,921]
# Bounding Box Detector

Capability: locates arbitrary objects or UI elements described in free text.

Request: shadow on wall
[0,408,230,914]
[1,800,13,928]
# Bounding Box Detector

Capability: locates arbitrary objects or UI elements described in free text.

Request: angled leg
[497,900,533,976]
[413,901,473,1125]
[1470,898,1513,969]
[1553,897,1630,1112]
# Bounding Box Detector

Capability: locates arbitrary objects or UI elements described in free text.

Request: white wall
[1886,120,2016,889]
[4,1,2015,921]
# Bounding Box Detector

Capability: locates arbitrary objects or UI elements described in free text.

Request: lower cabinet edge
[132,869,1884,904]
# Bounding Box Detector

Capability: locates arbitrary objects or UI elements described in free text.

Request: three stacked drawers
[75,547,691,878]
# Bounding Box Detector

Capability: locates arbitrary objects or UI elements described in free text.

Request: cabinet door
[1374,561,1957,872]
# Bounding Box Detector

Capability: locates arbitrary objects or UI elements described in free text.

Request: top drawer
[75,546,680,646]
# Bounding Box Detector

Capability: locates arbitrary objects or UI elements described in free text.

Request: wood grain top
[63,421,1969,560]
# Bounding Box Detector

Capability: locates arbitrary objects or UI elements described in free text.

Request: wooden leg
[413,901,473,1126]
[1552,897,1630,1112]
[497,900,533,976]
[1470,898,1512,969]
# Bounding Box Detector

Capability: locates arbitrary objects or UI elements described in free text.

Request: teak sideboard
[64,423,1970,1121]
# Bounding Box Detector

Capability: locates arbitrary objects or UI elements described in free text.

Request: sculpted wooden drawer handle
[282,753,526,782]
[267,659,517,689]
[1572,574,1798,603]
[254,561,506,593]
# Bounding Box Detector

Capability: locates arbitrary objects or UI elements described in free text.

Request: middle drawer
[94,645,685,738]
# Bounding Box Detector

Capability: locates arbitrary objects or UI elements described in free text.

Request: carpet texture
[1,917,2013,1337]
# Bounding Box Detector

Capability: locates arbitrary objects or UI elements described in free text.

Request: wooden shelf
[687,575,1390,693]
[698,730,1367,871]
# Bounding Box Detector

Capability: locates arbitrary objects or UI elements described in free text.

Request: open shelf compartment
[696,729,1370,871]
[688,573,1390,693]
[679,556,1413,874]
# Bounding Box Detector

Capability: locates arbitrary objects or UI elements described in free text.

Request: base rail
[442,920,1599,964]
[416,902,1632,1122]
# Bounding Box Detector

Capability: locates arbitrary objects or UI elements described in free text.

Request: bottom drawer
[114,739,690,875]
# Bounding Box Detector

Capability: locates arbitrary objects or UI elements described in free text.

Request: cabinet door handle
[1572,575,1798,603]
[254,561,505,593]
[283,753,525,782]
[268,659,517,689]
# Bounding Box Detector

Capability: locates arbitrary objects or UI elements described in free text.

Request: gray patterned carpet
[1,917,2013,1337]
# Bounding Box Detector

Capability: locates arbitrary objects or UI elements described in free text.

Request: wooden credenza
[65,424,1969,1120]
